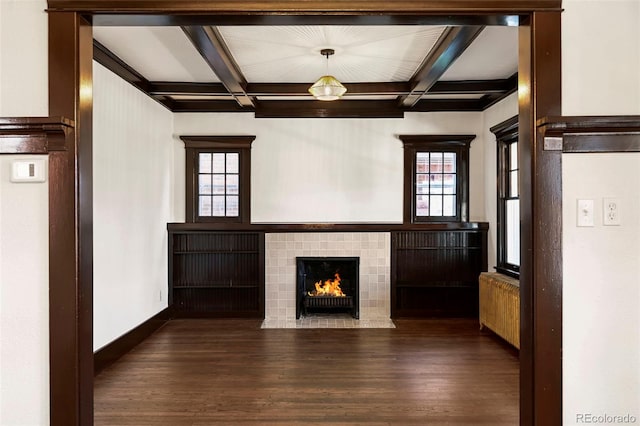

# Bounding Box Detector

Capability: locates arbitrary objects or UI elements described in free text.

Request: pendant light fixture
[308,48,347,101]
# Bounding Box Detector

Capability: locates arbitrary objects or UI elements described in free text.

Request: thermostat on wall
[11,159,46,183]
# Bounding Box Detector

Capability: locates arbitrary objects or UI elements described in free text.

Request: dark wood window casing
[399,135,474,224]
[181,136,255,223]
[491,116,520,278]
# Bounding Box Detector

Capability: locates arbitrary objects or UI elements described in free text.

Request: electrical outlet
[577,199,594,227]
[603,198,621,226]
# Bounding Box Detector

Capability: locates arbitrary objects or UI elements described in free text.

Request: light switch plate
[11,159,46,183]
[577,199,594,227]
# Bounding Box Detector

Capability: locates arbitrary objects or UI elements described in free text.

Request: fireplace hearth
[296,257,359,319]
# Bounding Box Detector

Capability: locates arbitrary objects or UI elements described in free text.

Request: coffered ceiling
[93,24,518,118]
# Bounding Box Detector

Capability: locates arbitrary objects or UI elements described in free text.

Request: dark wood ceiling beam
[255,100,404,119]
[429,74,517,94]
[247,82,411,96]
[410,98,485,112]
[148,82,228,95]
[93,39,150,93]
[399,25,485,108]
[147,79,516,98]
[181,25,254,107]
[170,99,253,113]
[90,14,521,27]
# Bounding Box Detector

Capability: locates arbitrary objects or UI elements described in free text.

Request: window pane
[198,175,212,195]
[443,152,456,173]
[510,142,518,170]
[416,174,429,194]
[226,153,239,174]
[212,153,225,173]
[430,195,443,216]
[506,199,520,266]
[212,175,225,195]
[443,195,456,216]
[226,174,239,195]
[430,174,443,194]
[199,153,212,173]
[430,152,443,173]
[226,196,239,217]
[509,170,518,197]
[416,195,429,216]
[443,174,456,194]
[199,196,212,216]
[416,153,429,173]
[211,196,225,216]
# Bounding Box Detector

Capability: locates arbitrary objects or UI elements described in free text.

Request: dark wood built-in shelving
[391,229,487,318]
[169,231,265,317]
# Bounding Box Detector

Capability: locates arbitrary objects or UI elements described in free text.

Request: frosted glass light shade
[308,75,347,101]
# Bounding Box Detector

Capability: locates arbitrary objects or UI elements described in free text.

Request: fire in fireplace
[296,257,359,319]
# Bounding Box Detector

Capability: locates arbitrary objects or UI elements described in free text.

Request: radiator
[479,272,520,349]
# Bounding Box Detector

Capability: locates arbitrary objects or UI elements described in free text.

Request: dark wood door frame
[46,2,562,425]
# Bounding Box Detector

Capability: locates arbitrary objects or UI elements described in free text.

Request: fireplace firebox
[296,257,359,319]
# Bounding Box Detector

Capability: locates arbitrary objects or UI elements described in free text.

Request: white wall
[481,93,518,270]
[0,1,49,425]
[562,1,640,424]
[563,154,640,425]
[93,61,177,350]
[174,111,486,223]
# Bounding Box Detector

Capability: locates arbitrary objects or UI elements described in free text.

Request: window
[400,135,474,223]
[181,136,254,223]
[491,116,519,277]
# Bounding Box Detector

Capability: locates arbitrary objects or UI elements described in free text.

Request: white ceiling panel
[421,93,485,100]
[440,26,518,81]
[218,26,447,83]
[256,95,399,101]
[93,27,220,82]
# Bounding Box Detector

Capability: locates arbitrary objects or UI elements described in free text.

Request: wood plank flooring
[94,319,519,425]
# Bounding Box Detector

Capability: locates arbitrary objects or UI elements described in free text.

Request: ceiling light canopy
[308,49,347,101]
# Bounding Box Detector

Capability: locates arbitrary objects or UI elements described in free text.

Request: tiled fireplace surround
[262,232,392,328]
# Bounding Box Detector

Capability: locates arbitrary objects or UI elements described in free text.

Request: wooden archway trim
[46,3,563,426]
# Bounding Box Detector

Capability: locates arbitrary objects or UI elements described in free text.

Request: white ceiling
[93,25,518,85]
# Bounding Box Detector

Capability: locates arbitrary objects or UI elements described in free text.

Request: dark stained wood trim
[171,99,251,113]
[149,81,229,95]
[0,117,74,154]
[255,100,404,118]
[48,11,94,426]
[182,26,254,107]
[538,115,640,133]
[167,222,489,233]
[429,74,517,94]
[411,98,485,112]
[250,82,411,96]
[399,26,484,108]
[152,79,516,99]
[92,39,149,92]
[562,134,640,153]
[399,135,475,224]
[46,3,563,426]
[180,135,256,149]
[518,12,562,426]
[181,136,254,223]
[47,0,562,14]
[538,116,640,153]
[94,307,172,375]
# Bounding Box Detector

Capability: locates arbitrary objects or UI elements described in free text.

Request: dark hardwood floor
[94,319,519,425]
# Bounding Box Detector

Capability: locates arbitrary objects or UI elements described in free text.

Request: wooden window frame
[181,136,254,223]
[491,116,520,278]
[399,135,475,224]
